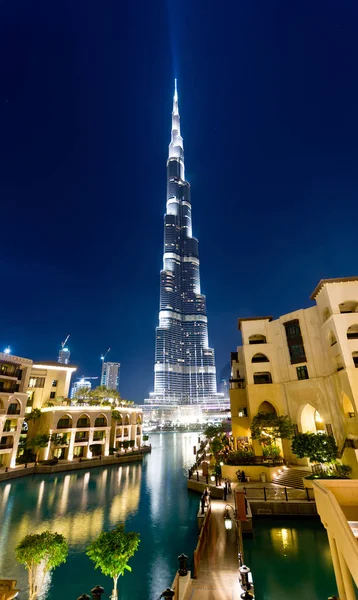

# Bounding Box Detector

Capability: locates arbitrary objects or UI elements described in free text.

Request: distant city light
[4,346,11,354]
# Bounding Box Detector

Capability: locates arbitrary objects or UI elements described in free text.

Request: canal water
[0,432,338,599]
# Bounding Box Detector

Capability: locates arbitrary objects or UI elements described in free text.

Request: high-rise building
[70,377,92,399]
[146,81,223,408]
[58,347,70,365]
[101,361,120,391]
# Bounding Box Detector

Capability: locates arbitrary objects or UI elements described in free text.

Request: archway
[94,414,108,427]
[57,415,72,429]
[258,401,277,415]
[76,414,90,428]
[300,404,325,433]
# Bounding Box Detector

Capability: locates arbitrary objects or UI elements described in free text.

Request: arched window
[251,353,269,363]
[253,372,272,384]
[77,414,90,428]
[347,324,358,340]
[327,330,337,346]
[124,414,130,426]
[353,352,358,368]
[94,414,108,427]
[7,399,21,415]
[339,301,358,314]
[136,414,142,424]
[249,334,266,345]
[57,415,72,429]
[258,401,276,415]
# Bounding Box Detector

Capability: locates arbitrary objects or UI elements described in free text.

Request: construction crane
[61,334,70,349]
[101,348,111,362]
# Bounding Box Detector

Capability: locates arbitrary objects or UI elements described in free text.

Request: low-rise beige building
[0,352,33,467]
[230,277,358,473]
[24,361,143,461]
[34,405,143,460]
[27,361,77,409]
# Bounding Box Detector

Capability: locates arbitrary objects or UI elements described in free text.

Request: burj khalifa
[146,81,224,412]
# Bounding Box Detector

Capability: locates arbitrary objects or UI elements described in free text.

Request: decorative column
[87,430,94,458]
[104,428,110,456]
[67,430,76,461]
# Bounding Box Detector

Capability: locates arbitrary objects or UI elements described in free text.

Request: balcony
[0,384,18,394]
[0,443,13,450]
[229,378,245,389]
[7,409,20,415]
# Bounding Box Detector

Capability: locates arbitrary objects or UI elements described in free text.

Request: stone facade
[230,278,358,472]
[0,352,33,468]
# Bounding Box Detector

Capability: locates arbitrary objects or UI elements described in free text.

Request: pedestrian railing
[243,486,315,502]
[193,502,211,578]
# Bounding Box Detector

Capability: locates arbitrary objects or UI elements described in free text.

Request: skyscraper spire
[169,79,184,172]
[146,82,224,412]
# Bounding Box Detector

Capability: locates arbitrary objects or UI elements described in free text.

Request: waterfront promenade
[183,499,250,600]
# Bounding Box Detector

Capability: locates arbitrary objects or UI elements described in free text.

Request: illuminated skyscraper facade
[147,81,222,407]
[101,361,120,391]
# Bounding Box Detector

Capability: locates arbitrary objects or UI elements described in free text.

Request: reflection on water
[0,434,339,600]
[245,519,338,600]
[0,432,200,600]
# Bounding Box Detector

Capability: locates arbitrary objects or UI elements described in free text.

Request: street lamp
[91,586,104,599]
[223,503,236,530]
[178,553,188,576]
[160,588,175,599]
[224,508,233,530]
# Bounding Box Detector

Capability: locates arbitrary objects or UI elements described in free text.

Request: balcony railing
[229,378,245,389]
[7,409,20,415]
[75,435,89,443]
[57,423,72,429]
[0,443,13,449]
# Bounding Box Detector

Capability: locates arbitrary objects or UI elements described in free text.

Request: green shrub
[225,449,255,465]
[262,444,281,458]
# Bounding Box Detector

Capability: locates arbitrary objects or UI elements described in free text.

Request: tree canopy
[251,413,294,443]
[26,408,42,421]
[26,434,50,461]
[291,433,338,464]
[15,531,68,600]
[86,523,140,598]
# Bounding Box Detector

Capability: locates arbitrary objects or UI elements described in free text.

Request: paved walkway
[184,500,249,600]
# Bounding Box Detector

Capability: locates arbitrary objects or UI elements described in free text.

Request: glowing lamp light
[4,346,11,354]
[220,461,224,467]
[210,475,215,482]
[224,509,232,530]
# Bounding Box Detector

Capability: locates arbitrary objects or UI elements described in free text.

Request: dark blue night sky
[1,1,358,402]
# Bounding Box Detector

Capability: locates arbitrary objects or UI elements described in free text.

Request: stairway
[272,467,311,490]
